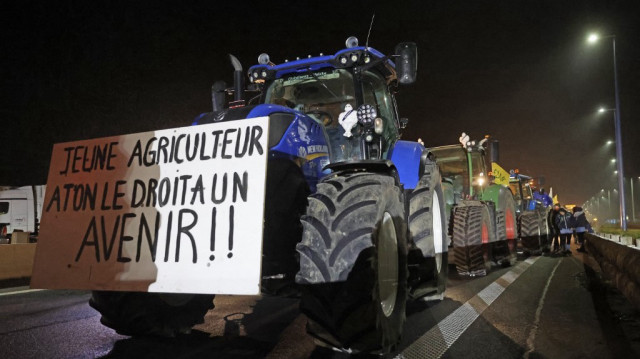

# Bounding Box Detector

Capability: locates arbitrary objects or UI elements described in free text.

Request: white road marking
[0,288,45,297]
[396,256,540,359]
[524,258,562,358]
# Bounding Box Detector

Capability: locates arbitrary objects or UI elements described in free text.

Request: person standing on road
[572,206,590,253]
[555,208,573,256]
[549,204,561,252]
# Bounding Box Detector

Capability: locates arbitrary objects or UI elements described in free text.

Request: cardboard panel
[31,117,269,294]
[0,243,36,280]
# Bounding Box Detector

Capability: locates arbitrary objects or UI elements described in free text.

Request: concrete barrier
[0,244,36,281]
[586,233,640,309]
[621,236,634,246]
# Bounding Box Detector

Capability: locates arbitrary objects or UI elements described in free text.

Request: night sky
[4,0,639,206]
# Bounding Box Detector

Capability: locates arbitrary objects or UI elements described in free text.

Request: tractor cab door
[469,151,487,198]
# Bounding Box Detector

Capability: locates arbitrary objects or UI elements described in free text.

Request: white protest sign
[31,117,269,295]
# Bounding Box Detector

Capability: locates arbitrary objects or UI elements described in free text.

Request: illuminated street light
[611,158,616,163]
[587,32,627,230]
[606,140,613,145]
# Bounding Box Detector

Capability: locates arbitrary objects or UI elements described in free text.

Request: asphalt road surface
[1,248,639,359]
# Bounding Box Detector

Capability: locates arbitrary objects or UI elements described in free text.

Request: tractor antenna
[365,13,375,49]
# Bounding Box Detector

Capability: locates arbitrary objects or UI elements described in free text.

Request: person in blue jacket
[555,207,573,255]
[572,206,590,253]
[533,187,553,207]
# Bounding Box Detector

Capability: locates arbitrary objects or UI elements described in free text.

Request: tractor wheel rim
[506,210,516,239]
[378,212,398,318]
[432,192,443,272]
[482,223,489,243]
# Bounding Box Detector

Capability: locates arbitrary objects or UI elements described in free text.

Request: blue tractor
[508,172,551,254]
[90,37,448,354]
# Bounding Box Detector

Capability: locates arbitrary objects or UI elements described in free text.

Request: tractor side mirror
[211,81,227,112]
[399,117,409,129]
[395,42,417,84]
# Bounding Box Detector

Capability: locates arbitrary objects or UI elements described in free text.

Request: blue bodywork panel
[194,104,329,192]
[389,140,425,190]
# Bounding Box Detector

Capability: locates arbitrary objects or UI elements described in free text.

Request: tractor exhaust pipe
[229,54,245,108]
[490,140,499,163]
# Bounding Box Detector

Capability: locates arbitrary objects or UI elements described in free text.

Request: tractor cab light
[345,36,359,48]
[374,118,384,134]
[258,53,270,65]
[477,173,486,186]
[357,104,377,127]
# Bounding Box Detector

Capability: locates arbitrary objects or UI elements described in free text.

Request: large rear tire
[408,164,448,299]
[495,190,518,265]
[536,206,550,252]
[519,211,541,254]
[90,292,214,337]
[452,203,494,276]
[296,173,407,353]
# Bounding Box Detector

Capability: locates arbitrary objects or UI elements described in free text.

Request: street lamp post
[631,177,635,222]
[588,33,627,231]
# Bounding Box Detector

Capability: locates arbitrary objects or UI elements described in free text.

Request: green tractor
[428,133,518,276]
[508,172,551,255]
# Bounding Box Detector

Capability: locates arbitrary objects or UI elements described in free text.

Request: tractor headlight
[374,118,384,134]
[357,104,377,127]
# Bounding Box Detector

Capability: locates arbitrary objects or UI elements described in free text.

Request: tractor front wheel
[408,164,448,299]
[519,211,542,255]
[452,203,494,276]
[296,173,407,354]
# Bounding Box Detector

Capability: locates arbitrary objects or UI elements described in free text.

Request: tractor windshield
[264,68,397,162]
[469,151,487,194]
[430,146,470,198]
[509,179,533,210]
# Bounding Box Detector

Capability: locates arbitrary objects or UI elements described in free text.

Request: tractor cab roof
[247,45,397,84]
[510,172,532,182]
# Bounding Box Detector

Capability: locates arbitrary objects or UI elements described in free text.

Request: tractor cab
[428,136,489,204]
[248,37,417,164]
[509,171,536,213]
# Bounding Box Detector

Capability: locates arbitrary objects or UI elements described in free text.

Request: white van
[0,185,45,240]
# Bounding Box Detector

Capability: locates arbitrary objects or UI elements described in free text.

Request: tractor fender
[389,140,432,190]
